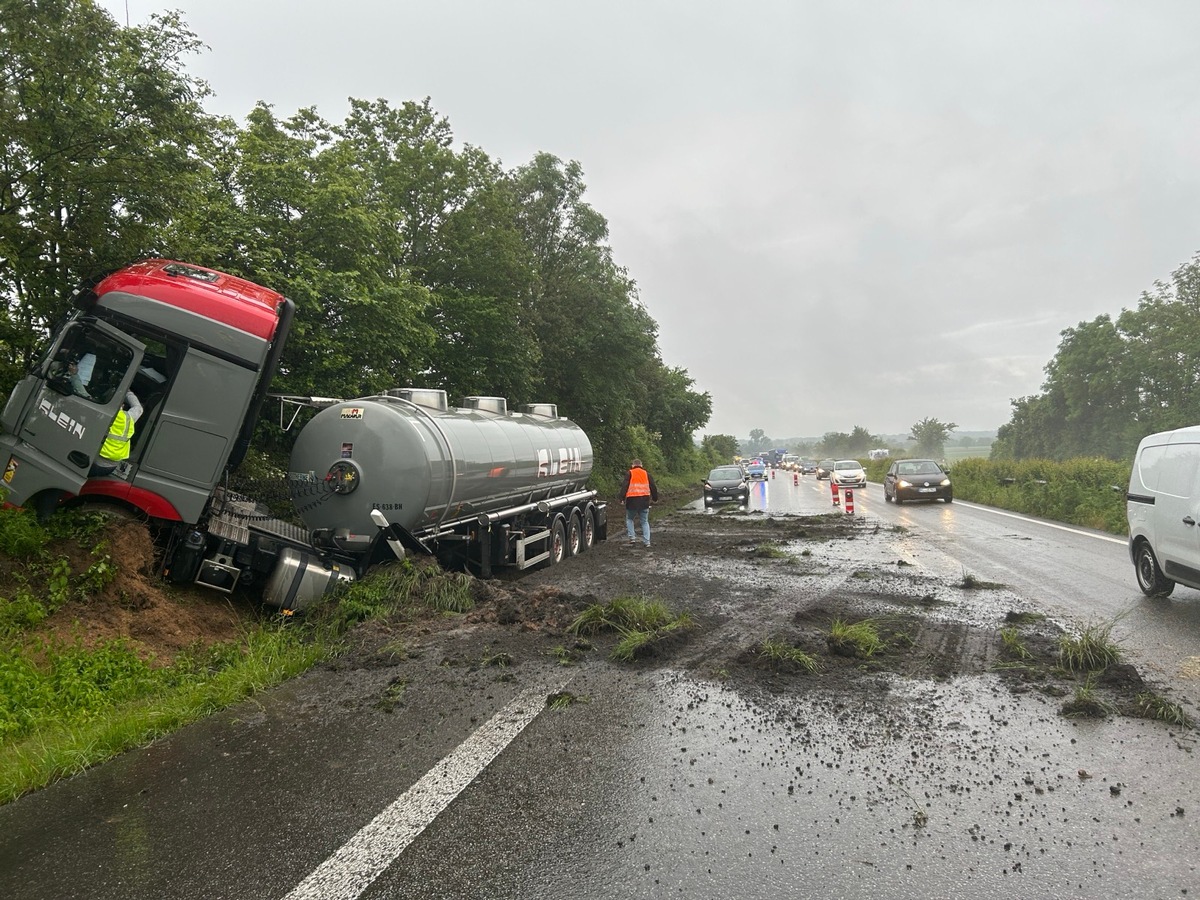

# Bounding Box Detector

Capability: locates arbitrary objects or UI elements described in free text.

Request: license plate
[918,487,936,493]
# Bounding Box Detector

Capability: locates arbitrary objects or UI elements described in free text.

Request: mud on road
[372,508,1188,730]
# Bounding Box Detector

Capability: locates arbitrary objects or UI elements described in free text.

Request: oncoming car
[884,458,952,504]
[831,459,867,490]
[816,458,836,480]
[746,458,768,480]
[703,465,749,506]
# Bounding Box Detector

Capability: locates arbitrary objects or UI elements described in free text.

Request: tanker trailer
[286,389,607,577]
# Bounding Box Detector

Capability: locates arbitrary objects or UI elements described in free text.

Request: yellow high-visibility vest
[99,409,134,462]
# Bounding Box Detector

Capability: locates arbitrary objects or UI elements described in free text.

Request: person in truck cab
[90,391,143,476]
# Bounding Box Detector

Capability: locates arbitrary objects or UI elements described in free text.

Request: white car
[831,459,867,490]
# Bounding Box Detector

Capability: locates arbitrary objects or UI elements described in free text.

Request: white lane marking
[284,679,569,900]
[944,499,1127,545]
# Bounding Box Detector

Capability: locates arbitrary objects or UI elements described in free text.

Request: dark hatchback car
[703,465,750,506]
[816,458,836,480]
[884,458,953,503]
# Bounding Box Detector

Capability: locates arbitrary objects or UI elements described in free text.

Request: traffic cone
[831,481,840,506]
[845,488,855,514]
[771,468,775,479]
[793,472,799,486]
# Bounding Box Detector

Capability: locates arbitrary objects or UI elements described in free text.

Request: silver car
[831,459,867,490]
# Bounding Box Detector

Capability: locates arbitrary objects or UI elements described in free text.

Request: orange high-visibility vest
[626,467,651,498]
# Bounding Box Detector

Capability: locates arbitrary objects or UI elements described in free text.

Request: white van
[1127,425,1200,596]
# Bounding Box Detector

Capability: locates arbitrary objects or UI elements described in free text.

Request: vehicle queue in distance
[704,454,955,508]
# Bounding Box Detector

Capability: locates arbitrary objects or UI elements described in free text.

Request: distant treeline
[0,2,713,487]
[993,253,1200,463]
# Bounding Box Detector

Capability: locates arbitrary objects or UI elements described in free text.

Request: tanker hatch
[386,387,448,411]
[327,460,361,494]
[462,396,507,415]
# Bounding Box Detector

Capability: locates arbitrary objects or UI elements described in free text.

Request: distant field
[943,445,991,463]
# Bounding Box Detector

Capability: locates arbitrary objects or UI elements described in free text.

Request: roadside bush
[0,507,49,559]
[947,457,1128,534]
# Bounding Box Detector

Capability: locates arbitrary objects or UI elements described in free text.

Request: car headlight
[897,479,912,489]
[940,479,951,486]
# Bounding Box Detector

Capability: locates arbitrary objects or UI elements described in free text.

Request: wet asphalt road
[746,472,1200,704]
[1,473,1198,899]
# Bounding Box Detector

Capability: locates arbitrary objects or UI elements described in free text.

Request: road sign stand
[831,481,840,506]
[845,487,855,514]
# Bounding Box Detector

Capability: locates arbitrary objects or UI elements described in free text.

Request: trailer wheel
[566,511,583,557]
[579,506,596,552]
[548,518,567,566]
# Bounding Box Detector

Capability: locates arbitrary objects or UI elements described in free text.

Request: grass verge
[0,625,323,804]
[0,556,475,805]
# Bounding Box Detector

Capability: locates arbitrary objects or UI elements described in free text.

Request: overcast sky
[101,0,1200,440]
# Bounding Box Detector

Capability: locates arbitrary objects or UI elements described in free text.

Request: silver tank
[287,392,593,539]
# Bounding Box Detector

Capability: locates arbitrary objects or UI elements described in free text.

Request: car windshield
[898,461,943,476]
[834,461,861,470]
[709,468,741,480]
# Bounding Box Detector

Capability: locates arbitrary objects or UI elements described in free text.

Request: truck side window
[47,326,135,405]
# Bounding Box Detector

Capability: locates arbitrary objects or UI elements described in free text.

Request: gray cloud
[107,0,1200,439]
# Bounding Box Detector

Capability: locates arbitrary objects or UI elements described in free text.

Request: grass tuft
[999,626,1032,660]
[758,639,818,673]
[569,595,694,661]
[1135,692,1192,728]
[1058,620,1122,672]
[827,619,883,658]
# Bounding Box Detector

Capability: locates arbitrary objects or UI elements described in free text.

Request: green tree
[701,434,739,465]
[994,254,1200,461]
[909,417,957,458]
[510,153,705,477]
[847,425,877,456]
[746,429,770,453]
[816,432,850,457]
[208,104,434,398]
[0,1,218,385]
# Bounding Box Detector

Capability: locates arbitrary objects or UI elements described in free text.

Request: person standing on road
[619,458,658,548]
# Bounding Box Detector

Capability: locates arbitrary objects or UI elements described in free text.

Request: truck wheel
[566,512,583,557]
[1135,543,1175,597]
[548,519,567,566]
[579,507,596,552]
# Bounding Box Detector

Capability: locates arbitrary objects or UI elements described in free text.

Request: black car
[884,458,952,503]
[816,458,836,480]
[703,465,749,506]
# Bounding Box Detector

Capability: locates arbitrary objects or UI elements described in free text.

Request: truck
[763,448,788,468]
[0,259,607,610]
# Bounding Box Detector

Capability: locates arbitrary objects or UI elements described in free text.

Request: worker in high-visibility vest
[90,391,143,476]
[619,458,659,548]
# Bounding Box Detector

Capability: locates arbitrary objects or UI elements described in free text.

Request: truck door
[1,320,144,505]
